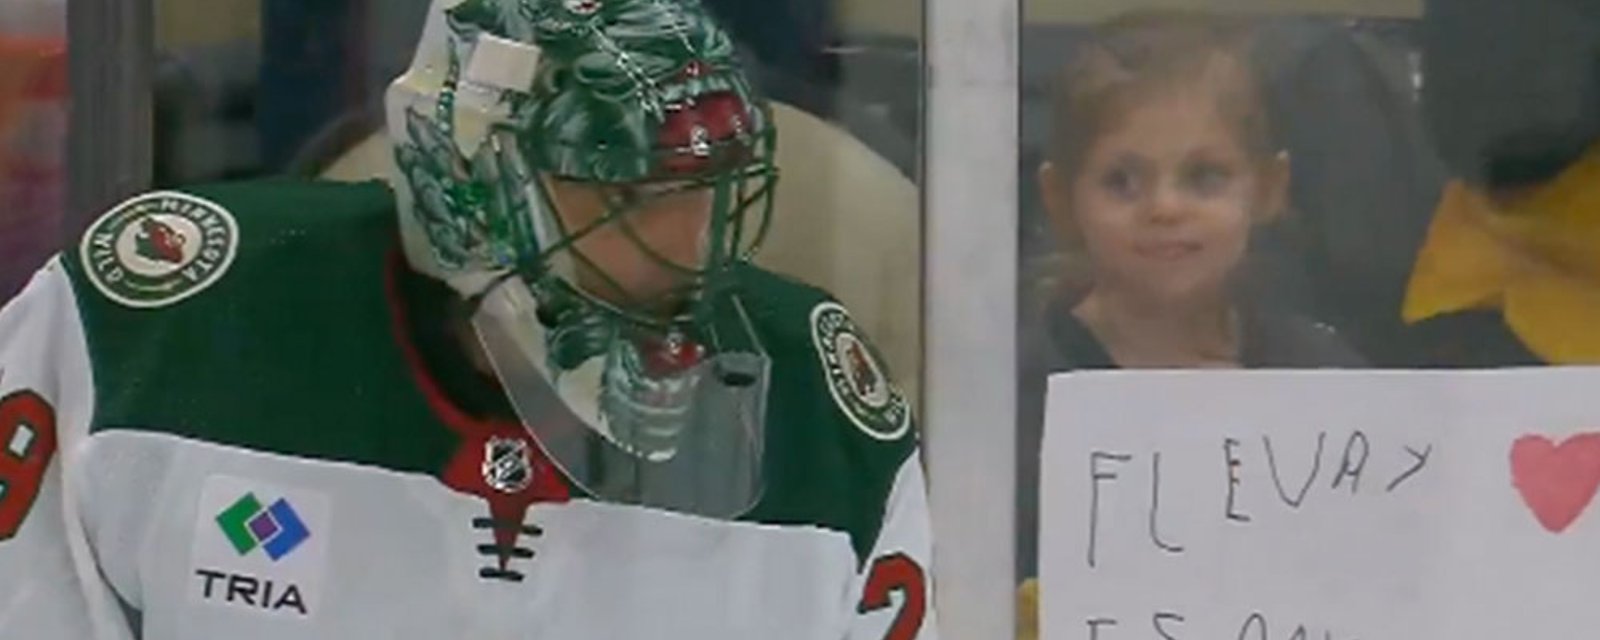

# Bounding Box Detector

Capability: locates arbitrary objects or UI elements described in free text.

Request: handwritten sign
[1039,369,1600,640]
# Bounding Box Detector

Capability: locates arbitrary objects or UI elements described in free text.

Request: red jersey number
[858,553,928,640]
[0,390,57,540]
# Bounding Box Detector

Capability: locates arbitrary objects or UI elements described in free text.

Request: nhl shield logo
[482,437,534,494]
[810,302,912,441]
[79,191,239,309]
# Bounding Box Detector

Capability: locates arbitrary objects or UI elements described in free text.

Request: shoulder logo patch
[79,191,239,309]
[190,475,330,620]
[810,302,912,441]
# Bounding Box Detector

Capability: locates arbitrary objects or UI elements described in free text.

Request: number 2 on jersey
[0,390,57,540]
[859,553,928,640]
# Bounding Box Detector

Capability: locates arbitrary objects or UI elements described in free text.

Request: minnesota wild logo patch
[79,191,239,309]
[810,302,912,441]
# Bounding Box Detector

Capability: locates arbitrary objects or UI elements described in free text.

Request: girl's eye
[1100,166,1143,200]
[1185,163,1234,196]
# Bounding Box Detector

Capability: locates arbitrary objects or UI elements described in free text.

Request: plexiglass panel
[0,0,945,638]
[1018,0,1600,637]
[0,0,65,300]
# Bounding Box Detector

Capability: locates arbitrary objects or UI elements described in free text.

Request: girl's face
[1042,85,1287,308]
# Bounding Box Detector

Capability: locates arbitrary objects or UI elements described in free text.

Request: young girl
[1014,12,1365,619]
[1031,12,1362,371]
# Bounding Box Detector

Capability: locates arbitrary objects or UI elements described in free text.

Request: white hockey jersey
[0,180,936,640]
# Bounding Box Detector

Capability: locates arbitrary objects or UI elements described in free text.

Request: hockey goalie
[0,1,937,638]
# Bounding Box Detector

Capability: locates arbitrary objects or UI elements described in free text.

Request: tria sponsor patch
[190,476,329,619]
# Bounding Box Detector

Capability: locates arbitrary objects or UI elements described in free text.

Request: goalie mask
[386,0,778,518]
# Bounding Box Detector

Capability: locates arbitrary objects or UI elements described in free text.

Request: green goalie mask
[386,0,779,518]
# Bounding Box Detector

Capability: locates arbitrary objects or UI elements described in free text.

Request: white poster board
[1039,368,1600,640]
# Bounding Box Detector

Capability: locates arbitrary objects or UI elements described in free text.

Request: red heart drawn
[1510,433,1600,533]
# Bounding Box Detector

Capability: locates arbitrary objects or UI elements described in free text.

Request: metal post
[66,0,155,235]
[923,0,1019,635]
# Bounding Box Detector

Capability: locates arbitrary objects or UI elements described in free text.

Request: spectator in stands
[1014,13,1364,638]
[1027,12,1361,372]
[1400,0,1600,367]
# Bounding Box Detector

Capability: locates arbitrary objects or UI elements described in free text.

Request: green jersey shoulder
[56,178,916,557]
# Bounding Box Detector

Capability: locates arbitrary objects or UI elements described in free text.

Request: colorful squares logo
[216,493,310,562]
